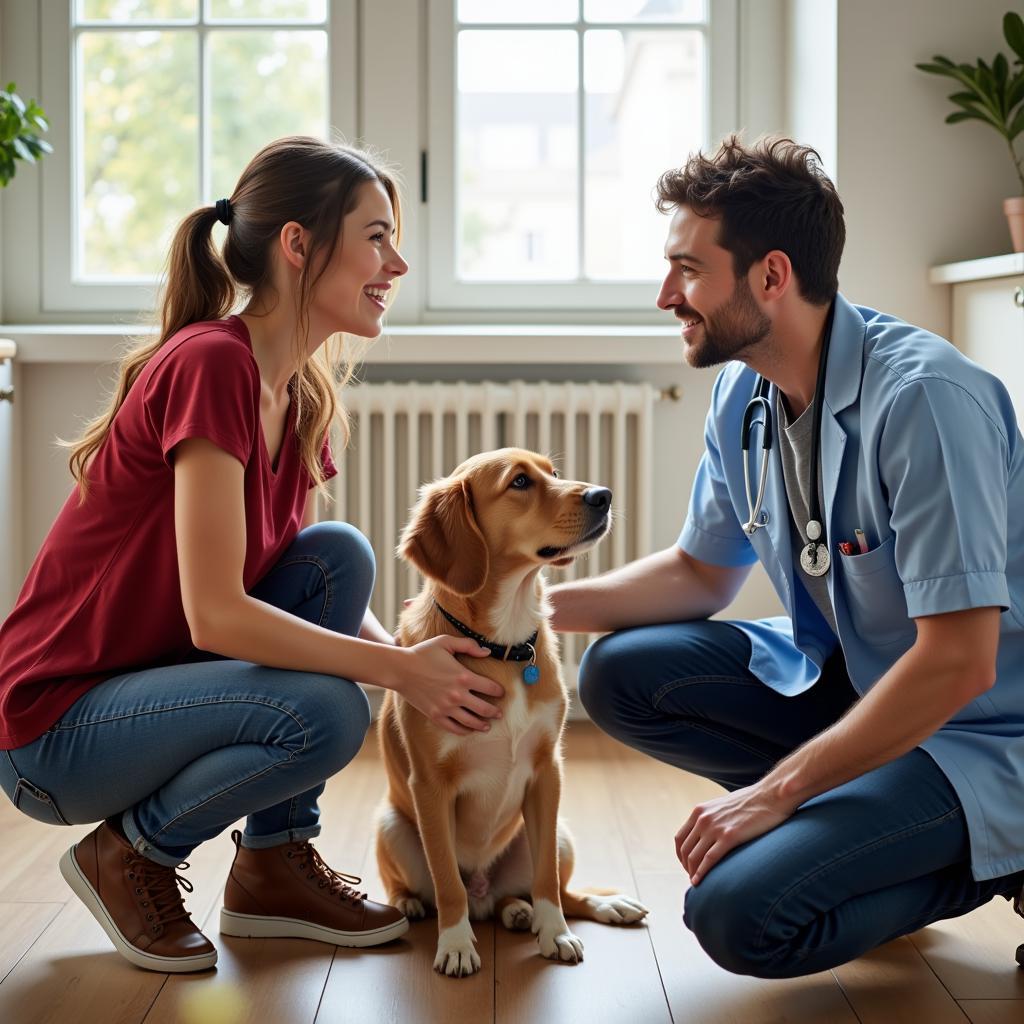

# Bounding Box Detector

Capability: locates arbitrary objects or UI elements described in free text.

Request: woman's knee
[289,675,372,774]
[305,521,376,594]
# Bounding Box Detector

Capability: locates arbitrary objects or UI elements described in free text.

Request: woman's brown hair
[655,134,844,306]
[59,135,402,505]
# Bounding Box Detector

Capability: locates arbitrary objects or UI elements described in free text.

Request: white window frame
[34,0,356,316]
[424,0,739,317]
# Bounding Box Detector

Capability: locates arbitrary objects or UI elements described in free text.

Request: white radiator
[329,380,661,690]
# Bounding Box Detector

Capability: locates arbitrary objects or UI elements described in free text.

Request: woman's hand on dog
[391,635,505,736]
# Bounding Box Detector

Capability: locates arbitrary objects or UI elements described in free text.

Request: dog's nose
[582,487,612,511]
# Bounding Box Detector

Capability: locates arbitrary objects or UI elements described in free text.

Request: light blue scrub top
[678,293,1024,882]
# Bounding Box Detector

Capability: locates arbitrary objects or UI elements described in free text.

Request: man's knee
[683,866,798,979]
[577,631,635,728]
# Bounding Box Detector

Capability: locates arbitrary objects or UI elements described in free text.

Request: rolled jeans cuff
[240,824,322,849]
[121,810,192,868]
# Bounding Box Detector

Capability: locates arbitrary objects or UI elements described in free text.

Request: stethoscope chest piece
[799,541,830,577]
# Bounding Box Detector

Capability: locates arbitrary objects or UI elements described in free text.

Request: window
[425,0,738,314]
[36,0,355,313]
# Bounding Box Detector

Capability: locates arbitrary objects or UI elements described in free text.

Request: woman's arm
[173,437,503,734]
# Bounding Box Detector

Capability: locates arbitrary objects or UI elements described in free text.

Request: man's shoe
[58,819,217,972]
[219,829,408,947]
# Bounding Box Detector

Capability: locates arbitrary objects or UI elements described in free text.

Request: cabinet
[930,254,1024,424]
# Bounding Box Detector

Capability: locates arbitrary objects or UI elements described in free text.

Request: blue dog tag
[523,665,540,685]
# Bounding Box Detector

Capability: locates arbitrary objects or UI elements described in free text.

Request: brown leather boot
[58,819,217,972]
[220,829,408,947]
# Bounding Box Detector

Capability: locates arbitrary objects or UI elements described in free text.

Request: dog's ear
[398,477,489,596]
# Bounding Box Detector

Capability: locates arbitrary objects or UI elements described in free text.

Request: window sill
[0,323,684,365]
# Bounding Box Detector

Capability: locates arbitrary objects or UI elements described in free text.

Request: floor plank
[833,938,970,1023]
[908,899,1024,1000]
[0,903,63,983]
[958,999,1024,1024]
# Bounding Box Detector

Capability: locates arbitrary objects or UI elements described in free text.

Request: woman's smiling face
[310,179,408,339]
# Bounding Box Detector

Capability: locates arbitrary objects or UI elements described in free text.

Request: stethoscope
[741,298,837,578]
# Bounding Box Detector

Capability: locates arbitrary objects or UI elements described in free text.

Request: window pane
[206,0,327,19]
[208,31,328,200]
[584,0,705,22]
[584,29,704,280]
[457,0,578,24]
[458,31,578,281]
[77,0,197,20]
[78,30,198,278]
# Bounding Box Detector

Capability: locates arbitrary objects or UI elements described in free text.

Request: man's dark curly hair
[655,134,844,306]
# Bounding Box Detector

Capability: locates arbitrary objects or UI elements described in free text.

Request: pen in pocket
[854,528,868,554]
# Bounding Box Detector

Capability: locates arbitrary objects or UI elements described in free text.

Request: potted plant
[0,82,52,188]
[917,11,1024,252]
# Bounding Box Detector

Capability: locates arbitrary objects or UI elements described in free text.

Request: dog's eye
[510,473,531,490]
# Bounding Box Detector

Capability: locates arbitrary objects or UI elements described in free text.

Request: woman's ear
[398,477,489,596]
[279,221,307,271]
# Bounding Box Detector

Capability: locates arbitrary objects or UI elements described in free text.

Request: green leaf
[945,109,991,125]
[995,53,1009,89]
[1009,103,1024,141]
[1005,11,1024,63]
[1008,72,1024,111]
[11,137,33,162]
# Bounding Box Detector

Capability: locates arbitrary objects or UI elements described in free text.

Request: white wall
[811,0,1018,336]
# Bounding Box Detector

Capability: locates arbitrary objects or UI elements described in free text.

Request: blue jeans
[0,522,375,869]
[578,620,1022,978]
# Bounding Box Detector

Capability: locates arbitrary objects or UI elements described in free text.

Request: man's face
[656,205,770,368]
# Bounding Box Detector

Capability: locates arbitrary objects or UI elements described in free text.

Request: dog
[374,448,648,978]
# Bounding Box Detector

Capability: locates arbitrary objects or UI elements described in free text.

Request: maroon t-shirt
[0,316,337,749]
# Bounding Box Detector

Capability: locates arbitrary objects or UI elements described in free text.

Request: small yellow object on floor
[178,980,246,1024]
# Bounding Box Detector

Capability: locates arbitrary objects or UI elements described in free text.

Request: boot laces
[294,841,367,903]
[127,854,194,928]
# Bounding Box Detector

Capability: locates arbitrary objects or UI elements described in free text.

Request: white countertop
[929,252,1024,284]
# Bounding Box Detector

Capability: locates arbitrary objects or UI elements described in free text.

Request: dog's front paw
[434,918,481,977]
[532,898,583,963]
[500,898,533,931]
[395,895,427,920]
[586,893,649,924]
[536,926,584,963]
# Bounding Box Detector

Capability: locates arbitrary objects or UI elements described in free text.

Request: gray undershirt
[777,389,839,637]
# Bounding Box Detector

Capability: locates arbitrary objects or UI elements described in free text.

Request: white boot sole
[58,845,217,973]
[219,907,409,947]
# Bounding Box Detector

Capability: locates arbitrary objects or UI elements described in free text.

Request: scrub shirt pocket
[0,751,72,826]
[837,534,915,646]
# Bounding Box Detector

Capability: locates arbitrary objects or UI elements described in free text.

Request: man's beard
[684,276,771,369]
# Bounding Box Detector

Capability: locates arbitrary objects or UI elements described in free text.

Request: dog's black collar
[434,601,538,662]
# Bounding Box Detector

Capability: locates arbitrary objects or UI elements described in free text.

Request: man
[549,134,1024,978]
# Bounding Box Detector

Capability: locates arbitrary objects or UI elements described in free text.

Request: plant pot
[1005,196,1024,253]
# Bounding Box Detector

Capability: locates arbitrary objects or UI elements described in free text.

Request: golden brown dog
[374,447,648,977]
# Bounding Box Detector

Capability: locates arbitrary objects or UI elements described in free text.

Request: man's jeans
[0,522,375,868]
[578,619,1022,978]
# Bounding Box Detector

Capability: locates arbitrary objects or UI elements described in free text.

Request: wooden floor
[1,721,1022,1024]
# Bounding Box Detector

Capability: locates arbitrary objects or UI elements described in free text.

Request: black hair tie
[215,198,232,226]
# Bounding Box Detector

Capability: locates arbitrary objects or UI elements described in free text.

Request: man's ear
[398,477,489,596]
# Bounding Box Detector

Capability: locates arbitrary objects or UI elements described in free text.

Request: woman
[0,136,504,974]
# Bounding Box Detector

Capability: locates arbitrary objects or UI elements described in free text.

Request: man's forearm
[548,545,747,634]
[761,642,991,810]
